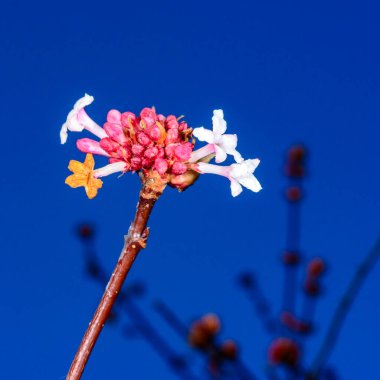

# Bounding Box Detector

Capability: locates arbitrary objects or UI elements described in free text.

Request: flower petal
[86,177,103,199]
[84,153,95,171]
[60,125,68,144]
[192,127,215,144]
[219,134,243,163]
[230,179,243,197]
[239,175,262,193]
[68,160,87,175]
[212,109,227,136]
[74,93,94,110]
[245,158,260,172]
[65,174,87,188]
[60,94,107,144]
[214,145,227,163]
[61,94,94,140]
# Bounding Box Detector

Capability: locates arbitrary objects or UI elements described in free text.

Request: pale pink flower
[60,94,107,144]
[195,159,262,197]
[191,109,243,163]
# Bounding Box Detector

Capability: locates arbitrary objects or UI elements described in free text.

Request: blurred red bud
[307,258,326,277]
[285,163,305,178]
[268,338,300,367]
[286,186,302,202]
[78,224,94,239]
[188,321,210,349]
[188,313,221,349]
[220,340,238,360]
[304,278,320,296]
[202,313,221,336]
[282,251,301,265]
[281,312,311,334]
[288,145,306,163]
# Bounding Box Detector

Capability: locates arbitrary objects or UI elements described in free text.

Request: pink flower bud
[142,158,154,168]
[154,158,168,175]
[144,146,159,160]
[157,114,165,123]
[121,112,137,127]
[170,171,200,190]
[140,107,157,128]
[165,144,176,157]
[107,109,122,123]
[165,128,179,144]
[137,132,151,146]
[103,122,128,145]
[178,121,188,132]
[100,137,120,153]
[171,162,187,175]
[76,138,110,157]
[157,147,165,158]
[131,144,145,156]
[148,125,162,141]
[131,156,142,170]
[174,142,193,162]
[166,115,178,129]
[116,146,131,161]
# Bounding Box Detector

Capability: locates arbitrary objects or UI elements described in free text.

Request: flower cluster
[61,94,262,198]
[188,313,221,349]
[188,313,238,375]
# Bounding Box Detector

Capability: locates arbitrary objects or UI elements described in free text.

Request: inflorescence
[61,94,262,198]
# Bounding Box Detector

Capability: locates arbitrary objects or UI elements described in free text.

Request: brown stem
[66,173,166,380]
[306,234,380,379]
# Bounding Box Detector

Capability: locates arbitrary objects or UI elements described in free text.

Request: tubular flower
[191,109,243,163]
[194,159,262,197]
[61,95,262,198]
[60,94,107,144]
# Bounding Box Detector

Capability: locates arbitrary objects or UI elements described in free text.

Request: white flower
[60,94,107,144]
[195,158,262,197]
[229,159,262,197]
[192,109,243,163]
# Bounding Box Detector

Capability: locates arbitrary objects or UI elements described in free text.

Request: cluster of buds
[268,337,300,368]
[60,94,262,198]
[285,145,307,178]
[188,314,238,375]
[304,258,326,296]
[281,311,311,334]
[188,313,221,350]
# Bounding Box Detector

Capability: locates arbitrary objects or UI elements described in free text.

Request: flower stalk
[66,172,166,380]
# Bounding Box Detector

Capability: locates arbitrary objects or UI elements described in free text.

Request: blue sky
[1,0,380,379]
